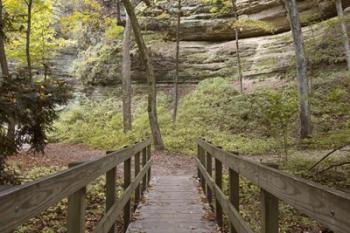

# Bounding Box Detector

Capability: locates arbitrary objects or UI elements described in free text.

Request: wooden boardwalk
[127,176,217,233]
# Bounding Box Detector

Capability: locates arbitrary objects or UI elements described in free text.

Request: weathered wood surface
[0,139,151,233]
[126,176,217,233]
[197,139,350,233]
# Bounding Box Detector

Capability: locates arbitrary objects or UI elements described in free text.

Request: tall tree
[0,0,9,79]
[231,0,244,94]
[122,0,165,150]
[173,0,181,123]
[335,0,350,71]
[25,0,33,80]
[0,0,15,144]
[282,0,312,139]
[122,14,132,133]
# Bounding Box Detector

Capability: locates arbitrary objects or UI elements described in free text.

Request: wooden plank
[0,139,151,233]
[196,158,254,233]
[126,176,217,233]
[67,162,86,233]
[197,140,350,233]
[93,159,153,233]
[215,158,223,228]
[134,152,141,207]
[229,168,239,233]
[124,158,132,232]
[106,166,117,233]
[206,152,213,206]
[142,148,147,192]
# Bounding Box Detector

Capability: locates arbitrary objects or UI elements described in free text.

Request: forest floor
[9,144,196,176]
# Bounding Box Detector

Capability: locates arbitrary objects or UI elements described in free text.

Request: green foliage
[232,18,275,33]
[0,76,71,184]
[4,0,66,68]
[252,89,298,157]
[305,17,350,66]
[52,78,280,155]
[73,42,122,85]
[60,0,123,47]
[52,69,350,157]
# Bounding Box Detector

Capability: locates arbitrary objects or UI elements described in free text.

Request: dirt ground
[9,144,196,176]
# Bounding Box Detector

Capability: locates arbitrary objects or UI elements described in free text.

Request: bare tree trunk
[283,0,312,139]
[122,0,165,150]
[0,0,9,79]
[336,0,350,71]
[173,0,181,123]
[231,0,243,93]
[0,0,15,144]
[116,0,122,25]
[122,14,132,133]
[26,0,33,81]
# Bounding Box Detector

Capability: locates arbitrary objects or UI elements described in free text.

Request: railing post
[135,152,141,208]
[67,162,86,233]
[229,168,239,233]
[197,144,202,182]
[215,158,223,228]
[106,159,117,233]
[206,151,213,205]
[142,147,148,192]
[261,163,279,233]
[123,157,132,232]
[198,146,206,192]
[147,145,152,185]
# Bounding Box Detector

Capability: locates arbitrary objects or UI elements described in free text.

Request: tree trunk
[231,0,243,94]
[173,0,181,123]
[116,0,122,25]
[0,0,15,144]
[283,0,312,139]
[122,0,165,150]
[26,0,33,81]
[122,14,132,133]
[0,0,9,79]
[336,0,350,71]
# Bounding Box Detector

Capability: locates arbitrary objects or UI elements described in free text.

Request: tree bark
[0,0,15,143]
[173,0,181,123]
[231,0,244,94]
[122,0,165,150]
[0,0,9,79]
[336,0,350,71]
[116,0,122,25]
[122,14,132,133]
[283,0,312,139]
[26,0,33,81]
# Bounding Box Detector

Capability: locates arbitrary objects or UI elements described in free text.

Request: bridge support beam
[67,162,87,233]
[261,163,279,233]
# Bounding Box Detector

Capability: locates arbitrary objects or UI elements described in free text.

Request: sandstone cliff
[63,0,350,85]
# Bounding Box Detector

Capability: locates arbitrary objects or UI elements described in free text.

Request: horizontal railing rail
[0,138,152,233]
[196,139,350,233]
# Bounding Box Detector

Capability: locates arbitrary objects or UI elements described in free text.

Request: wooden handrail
[196,139,350,233]
[0,138,152,233]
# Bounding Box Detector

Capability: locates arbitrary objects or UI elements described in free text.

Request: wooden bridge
[0,138,350,233]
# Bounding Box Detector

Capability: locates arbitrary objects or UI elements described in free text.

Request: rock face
[140,0,350,41]
[62,0,350,85]
[126,0,350,83]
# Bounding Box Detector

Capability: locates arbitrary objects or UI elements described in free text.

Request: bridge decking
[127,176,217,233]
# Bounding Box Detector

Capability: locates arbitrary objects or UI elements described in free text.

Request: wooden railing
[0,139,152,233]
[196,139,350,233]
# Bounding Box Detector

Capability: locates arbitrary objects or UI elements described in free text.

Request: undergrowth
[52,70,350,158]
